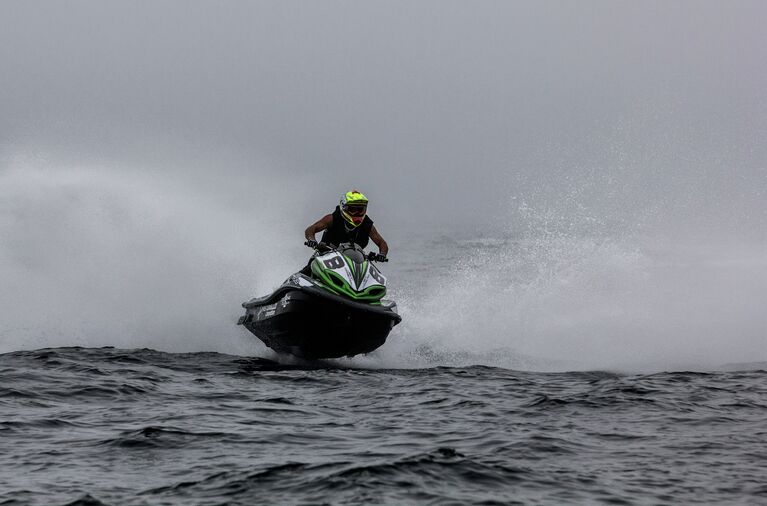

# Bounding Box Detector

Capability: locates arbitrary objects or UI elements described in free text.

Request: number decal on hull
[370,267,385,285]
[323,256,345,270]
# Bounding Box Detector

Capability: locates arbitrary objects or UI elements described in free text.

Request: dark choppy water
[2,348,767,505]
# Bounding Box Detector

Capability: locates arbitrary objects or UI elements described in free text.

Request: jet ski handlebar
[304,240,332,252]
[304,241,388,262]
[367,252,388,262]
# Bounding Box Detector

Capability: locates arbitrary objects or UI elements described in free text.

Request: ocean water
[2,347,766,505]
[2,230,767,505]
[2,164,767,504]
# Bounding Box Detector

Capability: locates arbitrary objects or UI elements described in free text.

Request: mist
[1,1,765,370]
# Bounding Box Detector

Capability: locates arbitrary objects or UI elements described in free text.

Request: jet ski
[237,242,401,359]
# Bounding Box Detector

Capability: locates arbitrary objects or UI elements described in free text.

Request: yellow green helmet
[340,190,368,228]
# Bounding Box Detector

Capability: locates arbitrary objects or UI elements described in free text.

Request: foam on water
[0,153,302,356]
[1,151,765,372]
[381,231,767,372]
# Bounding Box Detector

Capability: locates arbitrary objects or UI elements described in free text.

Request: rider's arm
[369,225,389,256]
[305,214,333,241]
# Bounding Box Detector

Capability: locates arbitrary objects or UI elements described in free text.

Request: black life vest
[321,206,374,249]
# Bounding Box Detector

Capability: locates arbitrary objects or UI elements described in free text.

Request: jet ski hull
[238,276,401,359]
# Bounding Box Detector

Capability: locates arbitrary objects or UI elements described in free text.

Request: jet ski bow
[237,243,401,359]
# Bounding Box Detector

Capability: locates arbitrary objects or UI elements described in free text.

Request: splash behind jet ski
[237,243,401,359]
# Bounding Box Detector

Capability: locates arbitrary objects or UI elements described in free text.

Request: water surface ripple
[1,347,766,505]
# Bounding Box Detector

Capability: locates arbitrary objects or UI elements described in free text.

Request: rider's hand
[369,252,388,262]
[304,239,318,249]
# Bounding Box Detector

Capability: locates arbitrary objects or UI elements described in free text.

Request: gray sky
[1,0,766,233]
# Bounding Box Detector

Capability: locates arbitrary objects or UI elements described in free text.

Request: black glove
[368,252,388,262]
[304,239,318,249]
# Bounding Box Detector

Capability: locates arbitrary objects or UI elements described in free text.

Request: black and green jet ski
[237,242,401,359]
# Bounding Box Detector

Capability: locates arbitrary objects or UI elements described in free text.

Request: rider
[301,190,388,275]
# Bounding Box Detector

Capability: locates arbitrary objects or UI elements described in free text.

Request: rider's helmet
[340,190,368,228]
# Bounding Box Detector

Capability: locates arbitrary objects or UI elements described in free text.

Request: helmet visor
[344,204,367,217]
